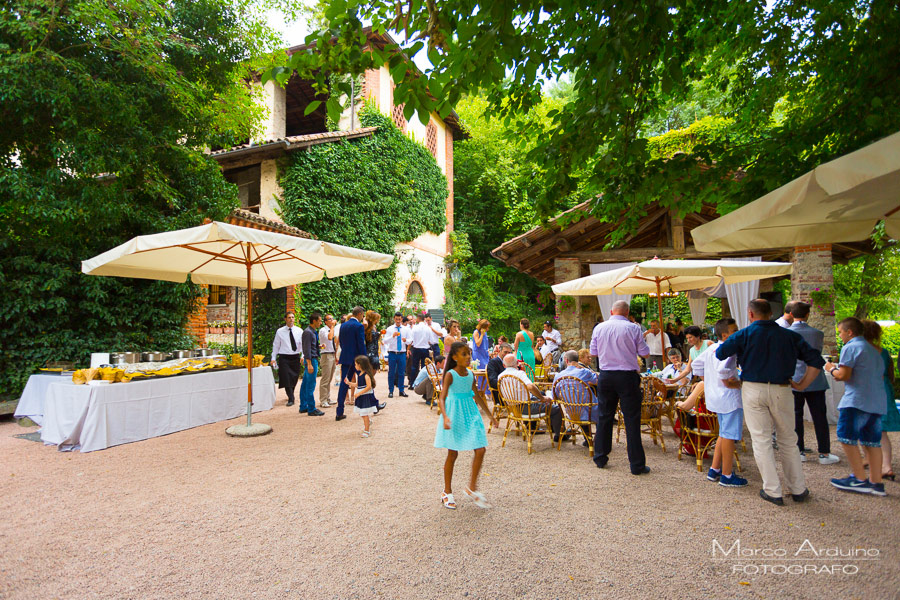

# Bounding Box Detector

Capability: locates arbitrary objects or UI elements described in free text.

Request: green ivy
[251,285,287,361]
[630,294,723,325]
[279,103,447,316]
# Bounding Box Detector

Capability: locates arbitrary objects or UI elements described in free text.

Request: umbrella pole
[246,261,253,427]
[657,280,666,368]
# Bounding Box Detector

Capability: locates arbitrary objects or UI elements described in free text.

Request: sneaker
[818,453,840,465]
[320,401,331,408]
[799,452,807,463]
[707,468,721,482]
[388,393,393,398]
[830,475,873,494]
[719,473,749,487]
[870,482,887,497]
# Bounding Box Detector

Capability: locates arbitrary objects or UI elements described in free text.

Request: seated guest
[553,350,599,444]
[413,355,445,404]
[499,354,564,441]
[487,343,514,401]
[657,348,691,396]
[534,336,545,365]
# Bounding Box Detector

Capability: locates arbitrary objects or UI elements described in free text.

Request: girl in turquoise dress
[435,341,499,510]
[513,318,537,375]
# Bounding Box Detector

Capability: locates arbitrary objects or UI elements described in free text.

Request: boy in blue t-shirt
[825,317,887,496]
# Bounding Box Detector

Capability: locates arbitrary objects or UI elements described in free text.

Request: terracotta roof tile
[226,209,314,239]
[209,127,378,159]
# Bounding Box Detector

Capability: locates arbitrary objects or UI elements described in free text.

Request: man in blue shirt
[789,302,838,465]
[552,350,599,447]
[825,317,887,496]
[716,299,824,506]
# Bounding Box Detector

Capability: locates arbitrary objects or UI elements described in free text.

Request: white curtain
[724,256,762,329]
[589,263,636,320]
[686,291,709,326]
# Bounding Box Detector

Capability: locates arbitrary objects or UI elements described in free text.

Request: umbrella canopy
[692,131,900,252]
[82,221,394,435]
[551,259,792,361]
[82,221,393,287]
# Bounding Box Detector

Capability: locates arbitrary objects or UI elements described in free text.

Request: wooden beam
[670,210,685,253]
[522,238,532,248]
[561,246,720,262]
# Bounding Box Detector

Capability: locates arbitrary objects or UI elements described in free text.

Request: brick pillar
[791,244,836,354]
[187,290,209,347]
[555,258,583,351]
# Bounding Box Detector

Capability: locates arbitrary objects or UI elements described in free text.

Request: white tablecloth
[40,367,275,452]
[15,374,77,426]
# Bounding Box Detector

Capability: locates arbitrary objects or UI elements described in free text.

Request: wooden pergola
[491,200,872,351]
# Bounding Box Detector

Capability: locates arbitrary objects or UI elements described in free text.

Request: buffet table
[15,374,76,426]
[39,367,275,452]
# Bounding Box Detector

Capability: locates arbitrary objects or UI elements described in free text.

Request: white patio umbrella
[692,130,900,252]
[82,221,394,436]
[551,259,793,357]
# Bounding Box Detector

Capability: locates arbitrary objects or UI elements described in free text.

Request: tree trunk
[853,253,879,320]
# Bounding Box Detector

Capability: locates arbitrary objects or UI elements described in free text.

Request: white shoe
[800,452,807,462]
[320,401,331,408]
[818,453,840,465]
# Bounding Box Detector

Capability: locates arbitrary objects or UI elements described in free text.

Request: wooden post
[245,250,254,427]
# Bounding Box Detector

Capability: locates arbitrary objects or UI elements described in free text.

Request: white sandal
[464,487,492,509]
[360,431,370,438]
[441,492,457,510]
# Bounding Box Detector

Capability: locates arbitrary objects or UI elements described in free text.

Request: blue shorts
[837,407,882,447]
[717,408,744,441]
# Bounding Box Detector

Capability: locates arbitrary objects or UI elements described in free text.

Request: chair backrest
[523,362,536,382]
[498,374,533,418]
[552,376,594,422]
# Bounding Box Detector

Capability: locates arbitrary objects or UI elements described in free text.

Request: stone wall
[555,258,584,351]
[791,244,837,354]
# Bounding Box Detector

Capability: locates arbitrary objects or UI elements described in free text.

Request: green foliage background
[279,104,447,316]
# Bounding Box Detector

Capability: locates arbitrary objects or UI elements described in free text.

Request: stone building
[193,29,465,345]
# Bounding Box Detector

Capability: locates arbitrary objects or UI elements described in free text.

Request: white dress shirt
[272,325,304,358]
[319,325,336,353]
[691,341,741,414]
[426,322,444,345]
[775,316,792,328]
[409,322,432,349]
[543,328,562,352]
[383,324,411,352]
[644,331,672,355]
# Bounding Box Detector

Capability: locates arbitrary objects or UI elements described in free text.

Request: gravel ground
[2,370,899,600]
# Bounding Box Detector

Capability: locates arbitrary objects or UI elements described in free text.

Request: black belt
[388,351,405,354]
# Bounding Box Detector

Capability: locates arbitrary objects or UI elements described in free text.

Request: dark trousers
[594,370,646,473]
[387,352,407,394]
[793,390,830,454]
[409,347,430,388]
[431,343,441,358]
[277,354,301,404]
[336,363,358,417]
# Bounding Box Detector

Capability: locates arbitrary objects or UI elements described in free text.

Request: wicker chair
[616,377,667,452]
[425,359,442,412]
[649,377,679,431]
[498,374,551,454]
[676,405,742,473]
[552,376,595,455]
[523,362,536,382]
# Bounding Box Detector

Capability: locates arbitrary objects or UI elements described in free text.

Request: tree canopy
[268,1,900,242]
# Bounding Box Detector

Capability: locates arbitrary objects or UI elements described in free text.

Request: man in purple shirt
[590,300,652,474]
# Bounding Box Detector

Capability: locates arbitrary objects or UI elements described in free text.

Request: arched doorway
[406,280,425,302]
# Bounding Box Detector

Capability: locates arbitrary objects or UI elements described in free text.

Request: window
[406,280,424,301]
[209,285,228,306]
[425,122,437,157]
[391,101,407,132]
[223,165,260,213]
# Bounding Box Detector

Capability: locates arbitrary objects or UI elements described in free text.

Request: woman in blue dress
[435,341,499,510]
[471,319,491,369]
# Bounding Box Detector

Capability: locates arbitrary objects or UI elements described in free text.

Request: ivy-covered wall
[279,103,448,316]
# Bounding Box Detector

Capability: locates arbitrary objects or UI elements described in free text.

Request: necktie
[397,326,401,351]
[289,327,297,352]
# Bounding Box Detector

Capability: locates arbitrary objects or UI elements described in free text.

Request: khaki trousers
[742,382,806,498]
[318,353,337,405]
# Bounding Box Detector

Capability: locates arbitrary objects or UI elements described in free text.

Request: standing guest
[350,356,379,438]
[673,318,687,358]
[513,318,537,373]
[789,302,839,464]
[272,312,304,408]
[642,319,672,371]
[825,318,887,496]
[435,342,499,510]
[408,313,432,389]
[424,313,445,358]
[716,299,824,505]
[542,320,563,363]
[298,312,325,416]
[383,312,410,399]
[486,343,514,402]
[364,310,382,372]
[589,300,652,475]
[669,325,712,388]
[861,320,898,482]
[677,318,747,487]
[443,319,461,350]
[335,306,366,422]
[414,354,445,403]
[775,301,797,328]
[471,319,492,369]
[318,314,338,408]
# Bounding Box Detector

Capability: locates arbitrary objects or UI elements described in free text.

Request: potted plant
[208,320,223,334]
[222,320,235,334]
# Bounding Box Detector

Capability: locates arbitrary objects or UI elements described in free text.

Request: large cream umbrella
[551,259,793,358]
[692,131,900,252]
[82,221,394,436]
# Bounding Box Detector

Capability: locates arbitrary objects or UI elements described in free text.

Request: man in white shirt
[424,313,445,358]
[383,311,411,398]
[677,318,747,487]
[642,319,672,371]
[272,312,304,407]
[318,314,338,408]
[542,320,562,361]
[407,313,432,389]
[775,301,796,328]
